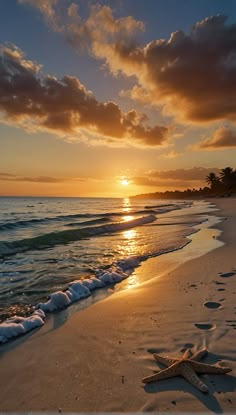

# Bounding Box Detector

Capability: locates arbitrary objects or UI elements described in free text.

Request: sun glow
[121,178,129,186]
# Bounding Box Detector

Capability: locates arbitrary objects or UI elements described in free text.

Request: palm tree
[205,172,220,190]
[219,167,234,190]
[232,170,236,189]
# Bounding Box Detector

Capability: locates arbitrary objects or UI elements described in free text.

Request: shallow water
[0,197,216,325]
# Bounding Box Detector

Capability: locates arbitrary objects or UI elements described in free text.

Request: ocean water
[0,196,217,343]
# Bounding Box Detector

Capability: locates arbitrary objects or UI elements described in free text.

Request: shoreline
[116,208,223,293]
[0,200,217,344]
[0,198,235,412]
[0,200,210,343]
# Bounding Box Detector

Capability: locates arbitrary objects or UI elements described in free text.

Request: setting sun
[121,178,129,186]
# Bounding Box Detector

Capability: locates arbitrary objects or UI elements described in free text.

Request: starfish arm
[181,362,208,393]
[153,353,178,367]
[142,362,181,384]
[190,348,208,361]
[183,348,193,359]
[191,361,232,374]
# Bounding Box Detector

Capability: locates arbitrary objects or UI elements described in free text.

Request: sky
[0,0,236,197]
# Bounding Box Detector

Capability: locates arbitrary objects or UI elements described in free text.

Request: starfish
[142,348,232,393]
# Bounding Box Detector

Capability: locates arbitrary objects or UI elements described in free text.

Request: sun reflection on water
[122,215,135,222]
[122,197,131,212]
[115,224,142,290]
[114,221,145,292]
[123,272,140,290]
[123,229,136,239]
[118,228,138,258]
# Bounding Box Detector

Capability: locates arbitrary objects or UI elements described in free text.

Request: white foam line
[0,212,202,344]
[0,254,148,344]
[0,309,45,343]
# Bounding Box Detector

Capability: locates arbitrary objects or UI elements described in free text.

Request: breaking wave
[1,198,212,345]
[0,214,156,258]
[0,239,192,344]
[0,203,182,232]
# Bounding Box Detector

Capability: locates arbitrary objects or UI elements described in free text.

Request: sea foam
[0,214,157,343]
[37,264,134,313]
[0,255,145,343]
[0,309,45,343]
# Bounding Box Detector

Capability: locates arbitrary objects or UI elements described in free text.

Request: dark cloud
[199,127,236,149]
[0,44,168,146]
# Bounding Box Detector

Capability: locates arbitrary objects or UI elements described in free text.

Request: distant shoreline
[131,192,236,200]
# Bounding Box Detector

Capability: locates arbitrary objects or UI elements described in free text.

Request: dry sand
[0,198,235,413]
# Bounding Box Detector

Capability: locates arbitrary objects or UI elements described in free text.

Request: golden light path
[122,197,131,212]
[118,227,141,290]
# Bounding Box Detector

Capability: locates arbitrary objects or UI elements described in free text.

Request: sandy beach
[0,198,235,413]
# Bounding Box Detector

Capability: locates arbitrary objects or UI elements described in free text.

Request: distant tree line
[133,167,236,199]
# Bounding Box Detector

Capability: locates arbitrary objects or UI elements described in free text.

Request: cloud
[0,44,169,147]
[18,2,236,128]
[65,3,144,51]
[18,1,144,50]
[148,167,221,181]
[132,176,200,189]
[27,2,236,125]
[102,14,236,124]
[0,173,86,183]
[18,0,59,29]
[132,167,221,189]
[18,176,82,183]
[199,127,236,149]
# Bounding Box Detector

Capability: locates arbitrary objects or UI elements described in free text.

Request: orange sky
[0,1,236,197]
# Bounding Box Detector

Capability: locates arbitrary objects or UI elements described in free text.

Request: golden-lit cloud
[0,44,169,147]
[19,1,144,50]
[99,14,236,124]
[25,1,236,125]
[65,3,144,51]
[17,1,236,149]
[199,127,236,149]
